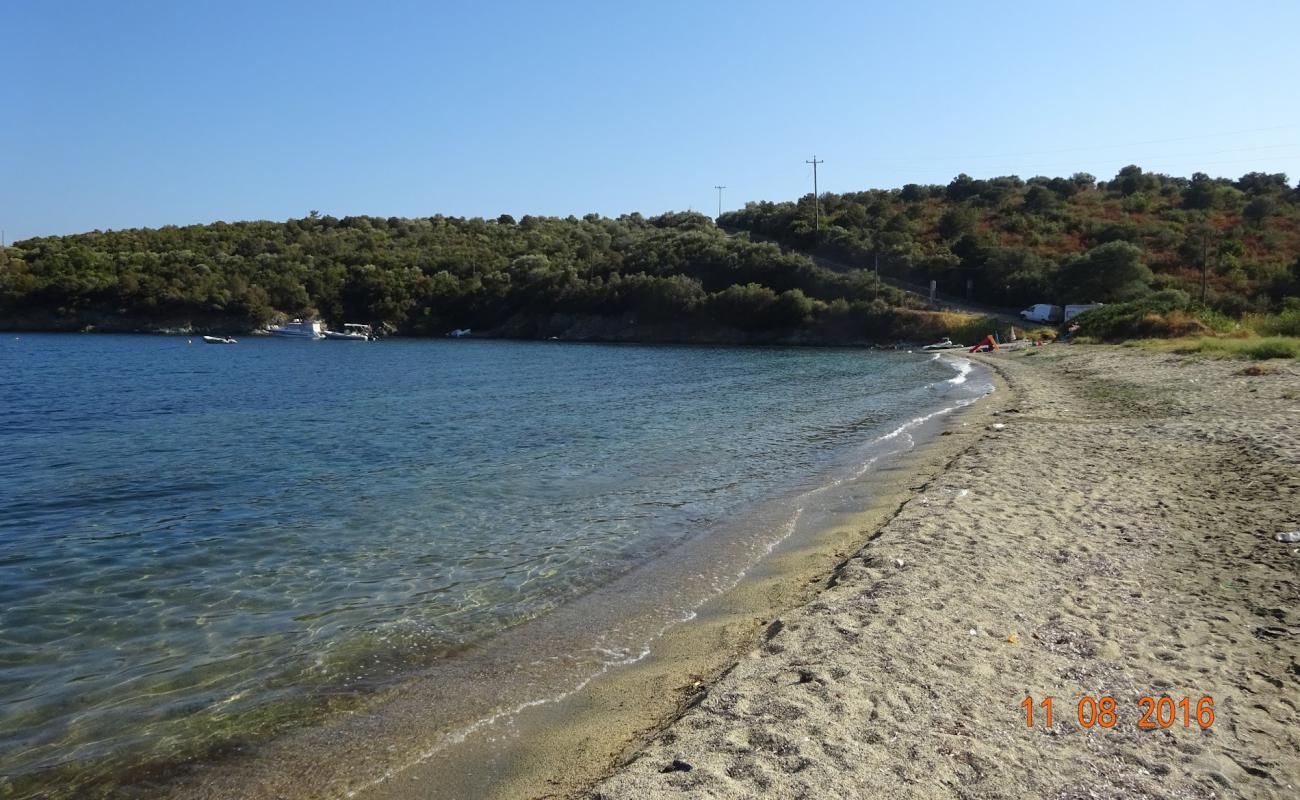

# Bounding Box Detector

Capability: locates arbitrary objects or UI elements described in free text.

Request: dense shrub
[1069,295,1213,340]
[1250,306,1300,337]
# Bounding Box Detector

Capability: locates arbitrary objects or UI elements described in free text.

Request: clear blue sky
[4,0,1299,241]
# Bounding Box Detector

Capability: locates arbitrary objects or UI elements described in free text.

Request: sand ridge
[592,347,1300,799]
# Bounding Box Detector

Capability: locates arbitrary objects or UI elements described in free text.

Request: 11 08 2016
[1021,695,1215,729]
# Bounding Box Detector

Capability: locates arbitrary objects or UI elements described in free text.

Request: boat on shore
[202,335,237,344]
[921,337,964,351]
[323,323,375,341]
[267,319,325,339]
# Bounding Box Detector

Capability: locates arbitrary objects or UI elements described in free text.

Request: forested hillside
[0,212,933,339]
[722,166,1300,313]
[4,165,1299,343]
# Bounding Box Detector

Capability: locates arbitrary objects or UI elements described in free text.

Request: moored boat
[267,319,325,339]
[202,335,237,344]
[323,323,375,340]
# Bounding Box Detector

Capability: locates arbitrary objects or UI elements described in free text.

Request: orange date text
[1021,695,1214,729]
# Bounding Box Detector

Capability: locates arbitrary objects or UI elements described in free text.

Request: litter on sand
[1275,531,1300,543]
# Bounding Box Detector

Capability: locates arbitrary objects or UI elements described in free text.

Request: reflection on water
[0,335,987,796]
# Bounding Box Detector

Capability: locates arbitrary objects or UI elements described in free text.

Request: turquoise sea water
[0,334,988,796]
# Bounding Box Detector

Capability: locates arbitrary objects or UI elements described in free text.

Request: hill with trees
[3,165,1298,345]
[0,211,955,342]
[720,166,1300,316]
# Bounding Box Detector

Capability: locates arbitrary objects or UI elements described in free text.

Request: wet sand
[592,346,1300,799]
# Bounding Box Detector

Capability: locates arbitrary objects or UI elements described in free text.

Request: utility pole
[714,185,726,218]
[1200,231,1209,305]
[805,156,823,233]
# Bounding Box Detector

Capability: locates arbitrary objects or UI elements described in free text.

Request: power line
[861,142,1300,172]
[888,153,1299,183]
[857,123,1300,164]
[805,156,824,233]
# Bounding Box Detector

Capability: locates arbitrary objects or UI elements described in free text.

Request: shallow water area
[0,335,991,797]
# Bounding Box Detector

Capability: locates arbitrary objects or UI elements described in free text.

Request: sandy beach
[592,346,1300,800]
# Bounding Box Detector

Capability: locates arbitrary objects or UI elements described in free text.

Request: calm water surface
[0,334,986,796]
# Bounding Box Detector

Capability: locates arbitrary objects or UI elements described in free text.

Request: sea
[0,334,992,797]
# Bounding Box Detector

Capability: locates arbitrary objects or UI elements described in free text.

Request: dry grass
[1124,335,1300,360]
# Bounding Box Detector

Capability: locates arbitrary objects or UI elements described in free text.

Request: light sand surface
[592,346,1300,799]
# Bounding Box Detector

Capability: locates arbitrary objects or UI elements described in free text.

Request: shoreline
[593,345,1300,799]
[133,356,1003,800]
[0,320,980,349]
[349,358,1006,800]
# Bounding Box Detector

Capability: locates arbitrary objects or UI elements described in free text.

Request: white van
[1019,304,1063,323]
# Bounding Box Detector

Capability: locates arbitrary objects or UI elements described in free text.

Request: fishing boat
[323,323,374,341]
[267,319,325,339]
[202,335,237,344]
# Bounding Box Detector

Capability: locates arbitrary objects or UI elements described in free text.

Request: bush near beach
[1072,295,1300,359]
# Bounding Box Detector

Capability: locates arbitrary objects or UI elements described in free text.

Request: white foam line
[344,650,636,797]
[940,355,974,385]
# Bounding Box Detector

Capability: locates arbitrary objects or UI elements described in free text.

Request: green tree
[1023,185,1057,213]
[1244,196,1276,224]
[937,206,977,239]
[1056,241,1153,302]
[1182,172,1220,210]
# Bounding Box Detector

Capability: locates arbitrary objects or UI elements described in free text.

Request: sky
[3,0,1299,242]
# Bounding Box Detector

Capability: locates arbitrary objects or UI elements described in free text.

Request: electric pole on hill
[714,185,726,218]
[805,156,824,233]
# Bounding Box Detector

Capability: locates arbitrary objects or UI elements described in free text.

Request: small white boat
[323,323,374,341]
[202,335,237,344]
[448,328,472,338]
[267,319,325,339]
[922,338,964,351]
